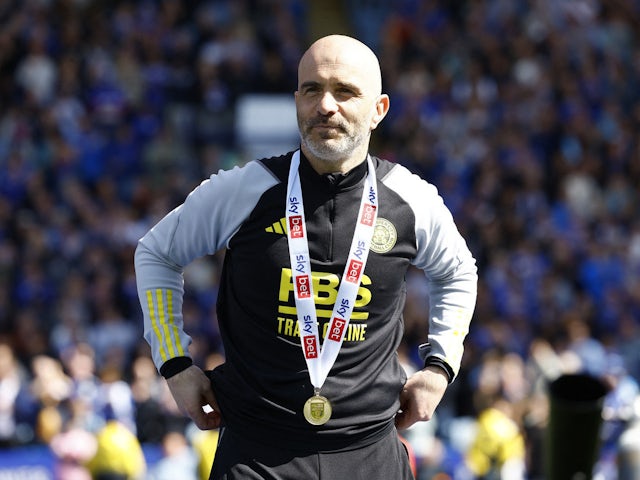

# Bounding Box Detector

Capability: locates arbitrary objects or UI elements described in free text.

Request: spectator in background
[98,364,137,435]
[85,412,147,480]
[460,350,528,478]
[0,343,19,445]
[30,354,73,444]
[599,354,640,478]
[146,429,198,480]
[60,343,104,433]
[130,355,167,445]
[50,426,97,480]
[189,426,220,480]
[14,27,57,107]
[464,393,526,479]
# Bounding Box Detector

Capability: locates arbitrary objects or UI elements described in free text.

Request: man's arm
[134,160,281,427]
[384,164,478,429]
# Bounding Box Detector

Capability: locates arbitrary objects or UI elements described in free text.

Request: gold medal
[303,393,332,425]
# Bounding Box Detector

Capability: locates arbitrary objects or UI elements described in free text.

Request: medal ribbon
[286,150,378,389]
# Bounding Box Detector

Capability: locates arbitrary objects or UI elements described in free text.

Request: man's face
[295,52,384,164]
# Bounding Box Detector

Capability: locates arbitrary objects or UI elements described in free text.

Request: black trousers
[209,426,415,480]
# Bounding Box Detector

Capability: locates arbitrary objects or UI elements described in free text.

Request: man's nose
[317,92,338,115]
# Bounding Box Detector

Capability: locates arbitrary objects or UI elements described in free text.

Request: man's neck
[302,148,368,175]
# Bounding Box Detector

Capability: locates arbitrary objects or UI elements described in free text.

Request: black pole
[544,373,608,480]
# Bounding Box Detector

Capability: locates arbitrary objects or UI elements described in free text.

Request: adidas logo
[266,217,288,235]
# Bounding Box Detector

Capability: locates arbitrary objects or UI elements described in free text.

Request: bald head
[298,35,383,96]
[294,34,389,173]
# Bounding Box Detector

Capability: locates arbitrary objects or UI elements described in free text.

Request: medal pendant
[303,394,332,425]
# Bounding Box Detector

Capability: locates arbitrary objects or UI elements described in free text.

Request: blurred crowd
[1,0,640,479]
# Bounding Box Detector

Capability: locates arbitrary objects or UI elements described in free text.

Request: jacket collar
[298,151,368,190]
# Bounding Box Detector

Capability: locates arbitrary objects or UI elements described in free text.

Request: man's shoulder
[370,154,410,181]
[371,155,440,203]
[254,150,295,182]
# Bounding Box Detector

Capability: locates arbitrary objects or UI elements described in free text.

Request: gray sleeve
[384,165,478,380]
[134,161,280,371]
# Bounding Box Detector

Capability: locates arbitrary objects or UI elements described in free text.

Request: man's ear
[370,94,390,130]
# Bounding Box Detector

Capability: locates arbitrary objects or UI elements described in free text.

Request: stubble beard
[299,119,368,164]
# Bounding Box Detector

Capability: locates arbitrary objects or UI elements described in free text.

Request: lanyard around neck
[285,150,378,389]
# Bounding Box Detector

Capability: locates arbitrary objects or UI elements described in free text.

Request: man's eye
[336,88,356,97]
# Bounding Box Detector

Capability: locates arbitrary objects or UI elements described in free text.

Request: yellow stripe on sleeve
[146,290,168,362]
[166,290,185,356]
[156,289,177,358]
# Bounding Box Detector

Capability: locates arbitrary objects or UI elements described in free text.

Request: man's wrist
[160,356,193,379]
[424,356,453,383]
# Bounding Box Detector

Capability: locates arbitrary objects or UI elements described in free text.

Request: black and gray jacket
[134,150,477,451]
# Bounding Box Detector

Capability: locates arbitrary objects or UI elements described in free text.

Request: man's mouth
[309,121,344,134]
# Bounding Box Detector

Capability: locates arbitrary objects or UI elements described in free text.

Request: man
[135,34,477,479]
